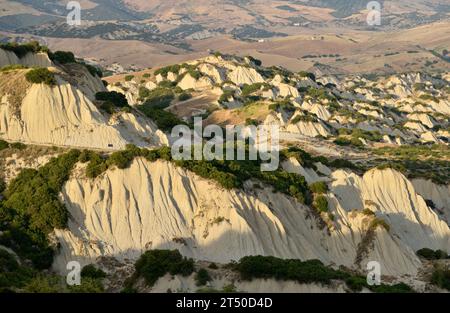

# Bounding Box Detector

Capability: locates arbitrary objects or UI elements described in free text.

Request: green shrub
[95,91,128,108]
[25,68,56,86]
[208,263,218,270]
[269,100,295,112]
[419,94,438,103]
[124,75,134,82]
[178,92,192,101]
[298,71,316,81]
[0,64,27,72]
[416,248,448,260]
[139,107,185,131]
[245,118,259,126]
[0,41,48,58]
[84,64,103,78]
[237,256,347,285]
[222,284,237,293]
[140,88,174,109]
[134,250,194,287]
[370,282,413,293]
[49,51,76,64]
[85,153,108,178]
[0,179,5,194]
[345,275,367,292]
[369,218,390,232]
[309,181,328,194]
[291,114,317,124]
[334,137,364,148]
[246,56,262,66]
[413,83,426,91]
[431,266,450,290]
[241,83,266,96]
[0,249,35,289]
[1,150,80,268]
[9,142,26,150]
[138,86,151,99]
[158,80,177,89]
[313,195,329,213]
[100,102,115,114]
[195,269,211,286]
[81,264,107,280]
[68,277,104,293]
[362,208,375,216]
[0,139,9,151]
[155,64,181,77]
[219,90,234,103]
[328,159,357,170]
[23,275,63,293]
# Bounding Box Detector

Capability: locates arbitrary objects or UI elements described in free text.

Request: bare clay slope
[54,158,450,278]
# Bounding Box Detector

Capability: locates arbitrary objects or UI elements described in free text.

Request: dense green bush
[138,86,151,99]
[0,249,35,290]
[140,88,175,109]
[237,256,347,285]
[195,268,211,286]
[369,218,390,232]
[237,255,413,293]
[25,68,56,86]
[0,41,48,58]
[155,64,181,77]
[68,277,104,293]
[327,158,358,170]
[178,92,192,101]
[23,275,63,293]
[416,248,448,260]
[0,179,5,194]
[0,65,27,72]
[139,107,185,131]
[334,137,364,148]
[309,181,328,194]
[85,152,108,178]
[313,195,329,213]
[81,264,107,280]
[431,266,450,290]
[158,80,177,88]
[346,275,413,293]
[0,150,81,268]
[269,100,296,112]
[134,250,195,286]
[84,63,103,78]
[370,282,413,293]
[95,91,129,108]
[208,263,218,270]
[49,51,76,64]
[219,90,234,104]
[419,94,439,103]
[306,87,334,101]
[9,142,26,150]
[291,114,318,124]
[298,71,316,81]
[241,83,267,97]
[124,75,134,82]
[246,56,262,66]
[0,139,9,151]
